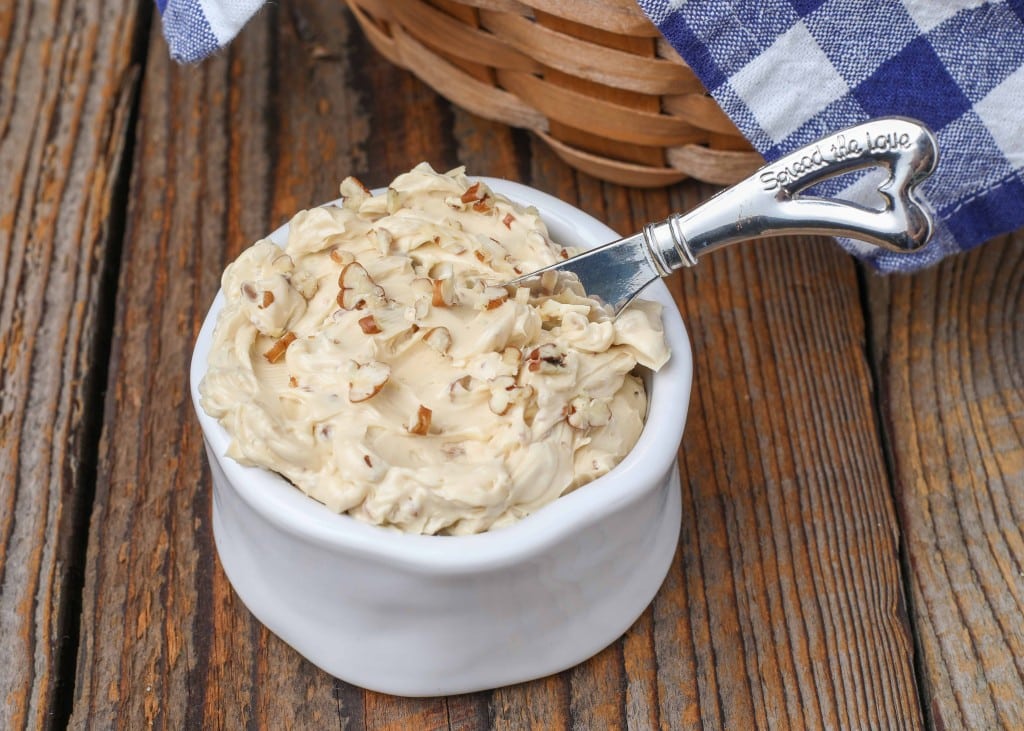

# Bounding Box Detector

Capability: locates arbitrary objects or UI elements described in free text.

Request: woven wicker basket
[345,0,763,187]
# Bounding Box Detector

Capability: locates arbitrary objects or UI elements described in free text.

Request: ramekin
[190,178,692,696]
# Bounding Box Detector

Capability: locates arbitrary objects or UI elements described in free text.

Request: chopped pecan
[566,396,612,429]
[408,405,432,435]
[423,326,452,354]
[482,286,508,310]
[263,332,297,364]
[358,315,382,334]
[337,262,385,310]
[448,375,474,398]
[526,343,567,373]
[460,182,482,204]
[348,360,391,402]
[431,277,455,307]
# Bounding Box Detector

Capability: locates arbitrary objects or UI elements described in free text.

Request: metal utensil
[508,117,938,314]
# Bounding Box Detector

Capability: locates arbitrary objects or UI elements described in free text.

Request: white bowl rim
[190,177,692,574]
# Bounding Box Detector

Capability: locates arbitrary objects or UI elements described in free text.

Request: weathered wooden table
[2,2,1022,728]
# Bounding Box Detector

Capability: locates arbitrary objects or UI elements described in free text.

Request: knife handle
[642,117,938,272]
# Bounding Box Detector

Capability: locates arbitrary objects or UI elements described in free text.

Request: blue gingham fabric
[637,0,1024,271]
[156,0,263,63]
[160,0,1024,271]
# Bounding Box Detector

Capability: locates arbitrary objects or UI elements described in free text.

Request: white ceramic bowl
[190,178,692,696]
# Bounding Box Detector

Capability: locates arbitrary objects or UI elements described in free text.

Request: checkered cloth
[159,0,1024,271]
[156,0,263,63]
[638,0,1024,271]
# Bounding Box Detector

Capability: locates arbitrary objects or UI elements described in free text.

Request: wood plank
[0,1,144,728]
[658,228,924,729]
[69,2,459,727]
[867,232,1024,729]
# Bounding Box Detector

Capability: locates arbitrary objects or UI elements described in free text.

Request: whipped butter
[200,163,670,535]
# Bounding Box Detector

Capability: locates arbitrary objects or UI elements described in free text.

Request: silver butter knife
[509,117,938,314]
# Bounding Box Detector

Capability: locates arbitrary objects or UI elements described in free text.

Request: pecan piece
[337,262,385,310]
[526,343,567,373]
[566,396,612,429]
[487,376,534,416]
[448,375,474,399]
[460,182,482,204]
[482,286,508,310]
[408,405,432,435]
[423,326,452,354]
[358,315,382,334]
[263,332,297,364]
[347,360,391,402]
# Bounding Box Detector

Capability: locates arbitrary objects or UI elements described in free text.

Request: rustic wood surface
[0,1,1020,729]
[868,232,1024,730]
[0,1,145,728]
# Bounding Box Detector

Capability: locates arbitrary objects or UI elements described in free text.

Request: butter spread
[200,163,670,535]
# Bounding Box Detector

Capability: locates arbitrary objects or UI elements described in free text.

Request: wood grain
[0,1,143,728]
[658,229,923,729]
[69,1,928,726]
[68,2,486,728]
[867,232,1024,730]
[13,0,1024,728]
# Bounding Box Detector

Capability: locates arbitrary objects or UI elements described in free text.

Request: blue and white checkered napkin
[637,0,1024,271]
[156,0,263,63]
[160,0,1024,271]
